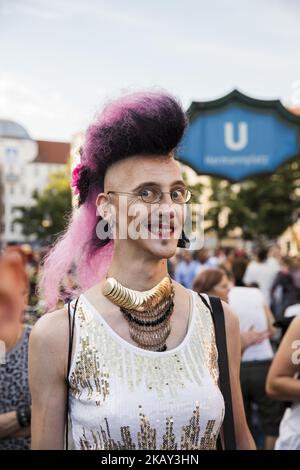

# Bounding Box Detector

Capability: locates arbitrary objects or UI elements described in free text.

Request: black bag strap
[198,293,237,450]
[65,297,79,450]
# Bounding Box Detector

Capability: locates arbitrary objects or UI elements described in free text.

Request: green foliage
[13,170,72,242]
[206,156,300,240]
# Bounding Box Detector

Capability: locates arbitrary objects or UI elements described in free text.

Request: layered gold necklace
[102,275,175,352]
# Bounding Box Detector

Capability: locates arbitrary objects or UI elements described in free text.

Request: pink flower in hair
[71,163,84,195]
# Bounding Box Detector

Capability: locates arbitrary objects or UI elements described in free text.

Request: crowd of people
[170,245,300,449]
[0,242,300,450]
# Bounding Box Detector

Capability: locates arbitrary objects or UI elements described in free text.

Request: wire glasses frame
[106,188,192,204]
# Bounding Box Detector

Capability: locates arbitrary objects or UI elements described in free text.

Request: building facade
[0,120,70,244]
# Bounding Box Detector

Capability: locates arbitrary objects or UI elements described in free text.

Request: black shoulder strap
[198,293,236,450]
[65,297,79,450]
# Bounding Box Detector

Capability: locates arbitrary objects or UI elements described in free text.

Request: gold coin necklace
[102,275,175,352]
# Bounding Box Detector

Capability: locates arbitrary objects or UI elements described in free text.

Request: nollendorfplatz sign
[177,89,300,182]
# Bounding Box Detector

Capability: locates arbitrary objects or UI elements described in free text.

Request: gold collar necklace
[102,275,175,352]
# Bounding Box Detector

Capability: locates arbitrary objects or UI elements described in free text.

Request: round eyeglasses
[107,188,192,204]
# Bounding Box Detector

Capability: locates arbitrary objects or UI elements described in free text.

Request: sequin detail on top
[69,303,110,406]
[67,290,224,450]
[69,293,219,400]
[78,402,222,450]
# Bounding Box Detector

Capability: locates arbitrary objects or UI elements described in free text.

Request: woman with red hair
[0,250,31,449]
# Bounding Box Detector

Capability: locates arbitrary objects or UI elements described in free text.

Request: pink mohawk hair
[38,89,187,310]
[38,199,114,311]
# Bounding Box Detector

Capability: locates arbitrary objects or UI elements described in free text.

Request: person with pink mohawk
[29,90,255,450]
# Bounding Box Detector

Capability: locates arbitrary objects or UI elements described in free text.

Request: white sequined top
[65,290,225,450]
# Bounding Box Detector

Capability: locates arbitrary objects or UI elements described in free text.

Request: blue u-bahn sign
[177,89,300,181]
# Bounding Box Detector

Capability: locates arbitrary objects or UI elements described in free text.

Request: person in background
[271,257,299,320]
[193,266,283,449]
[276,291,300,337]
[266,316,300,450]
[0,250,31,450]
[284,291,300,318]
[194,248,220,269]
[174,250,201,288]
[210,246,226,267]
[219,247,236,280]
[193,267,270,353]
[203,249,220,268]
[290,257,300,292]
[243,248,279,306]
[231,256,249,286]
[267,245,282,272]
[230,259,284,449]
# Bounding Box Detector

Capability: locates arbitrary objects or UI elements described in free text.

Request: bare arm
[239,300,276,354]
[263,304,277,338]
[240,327,269,353]
[0,411,30,439]
[221,301,256,450]
[29,308,69,450]
[266,316,300,402]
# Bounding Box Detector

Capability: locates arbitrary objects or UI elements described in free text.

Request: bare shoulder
[220,300,241,360]
[30,307,69,346]
[220,300,240,334]
[29,307,69,375]
[172,279,191,306]
[172,280,190,299]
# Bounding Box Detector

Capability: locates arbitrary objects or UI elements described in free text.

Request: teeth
[150,227,173,234]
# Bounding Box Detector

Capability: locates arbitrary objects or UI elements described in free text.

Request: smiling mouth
[147,223,175,237]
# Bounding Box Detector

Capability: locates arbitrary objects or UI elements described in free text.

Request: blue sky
[1,0,300,141]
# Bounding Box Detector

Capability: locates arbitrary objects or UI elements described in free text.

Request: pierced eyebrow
[131,180,186,192]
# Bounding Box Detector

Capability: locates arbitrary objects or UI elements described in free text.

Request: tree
[14,170,72,242]
[205,156,300,242]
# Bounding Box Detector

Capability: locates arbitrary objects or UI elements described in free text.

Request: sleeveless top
[275,401,300,450]
[65,290,225,450]
[0,325,32,450]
